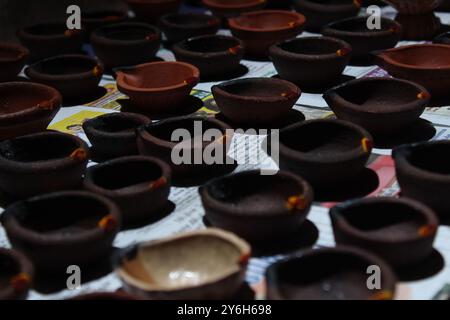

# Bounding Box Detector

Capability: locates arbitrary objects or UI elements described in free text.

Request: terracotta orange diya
[116,61,200,114]
[229,10,306,59]
[0,248,34,300]
[0,42,29,82]
[373,44,450,97]
[0,82,61,140]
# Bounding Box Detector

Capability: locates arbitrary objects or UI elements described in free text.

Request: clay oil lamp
[116,61,199,115]
[0,131,89,199]
[269,36,352,88]
[274,119,373,189]
[322,17,402,62]
[24,55,104,101]
[373,44,450,98]
[126,0,182,22]
[114,228,250,300]
[202,0,267,20]
[330,197,439,267]
[0,43,29,82]
[393,140,450,219]
[90,22,161,70]
[83,112,151,160]
[136,116,236,186]
[1,191,121,271]
[323,77,430,137]
[266,246,397,300]
[0,248,34,300]
[200,170,313,243]
[229,10,306,59]
[159,13,221,45]
[17,23,84,62]
[434,31,450,44]
[293,0,362,32]
[383,0,442,14]
[0,82,61,140]
[173,35,244,80]
[84,156,171,226]
[211,77,301,126]
[81,8,129,38]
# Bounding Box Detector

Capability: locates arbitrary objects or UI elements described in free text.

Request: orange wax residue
[64,29,79,37]
[145,33,158,41]
[228,45,241,55]
[184,77,197,85]
[369,290,394,300]
[149,177,167,191]
[417,91,430,100]
[98,215,117,232]
[238,252,251,266]
[353,0,362,7]
[93,65,102,77]
[361,137,373,153]
[37,101,53,110]
[286,195,307,211]
[418,224,437,237]
[70,148,87,161]
[336,48,351,57]
[10,273,31,292]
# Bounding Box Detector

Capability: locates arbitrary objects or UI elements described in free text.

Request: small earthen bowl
[0,43,29,82]
[211,77,301,126]
[275,119,373,188]
[229,10,306,59]
[323,77,430,136]
[269,36,352,88]
[266,246,397,300]
[434,31,450,44]
[330,197,439,267]
[82,8,129,38]
[293,0,362,32]
[0,131,89,199]
[200,170,313,243]
[0,82,61,140]
[393,140,450,219]
[116,61,200,114]
[136,115,235,186]
[114,228,251,300]
[173,35,244,79]
[83,112,151,159]
[159,13,221,44]
[0,248,34,300]
[322,17,402,61]
[373,44,450,97]
[84,156,171,226]
[91,22,161,69]
[125,0,182,22]
[202,0,267,20]
[17,23,84,62]
[383,0,442,14]
[25,55,104,100]
[1,191,121,271]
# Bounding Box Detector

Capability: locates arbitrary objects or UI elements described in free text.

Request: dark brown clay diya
[266,246,397,300]
[0,82,61,140]
[82,112,151,160]
[202,0,267,20]
[125,0,182,22]
[293,0,362,32]
[395,13,441,41]
[0,43,29,82]
[82,8,129,38]
[383,0,442,14]
[114,229,250,300]
[393,140,450,219]
[211,77,301,126]
[200,170,313,243]
[275,119,373,189]
[159,13,221,44]
[269,36,352,88]
[136,115,236,187]
[25,55,104,101]
[84,156,171,226]
[116,61,200,114]
[323,77,430,137]
[0,131,89,199]
[90,22,161,69]
[322,16,402,62]
[330,197,439,267]
[229,10,306,59]
[1,191,121,271]
[373,44,450,97]
[0,248,34,300]
[172,35,244,80]
[17,23,84,62]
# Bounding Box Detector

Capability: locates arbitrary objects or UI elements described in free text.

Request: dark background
[0,0,126,41]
